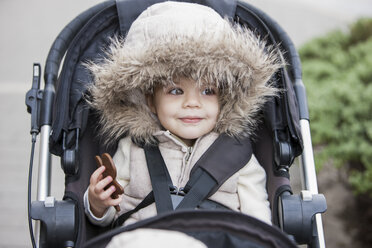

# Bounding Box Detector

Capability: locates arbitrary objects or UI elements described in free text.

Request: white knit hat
[124,1,228,48]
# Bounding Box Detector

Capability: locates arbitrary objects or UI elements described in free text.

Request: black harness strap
[176,168,217,209]
[143,145,174,213]
[113,145,174,227]
[112,191,154,228]
[190,134,253,196]
[177,134,252,209]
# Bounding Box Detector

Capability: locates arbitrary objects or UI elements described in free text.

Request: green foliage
[299,18,372,196]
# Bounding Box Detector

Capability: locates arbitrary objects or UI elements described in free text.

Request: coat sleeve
[83,137,132,226]
[83,189,116,226]
[237,154,272,225]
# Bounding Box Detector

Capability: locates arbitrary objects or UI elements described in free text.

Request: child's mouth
[179,117,203,124]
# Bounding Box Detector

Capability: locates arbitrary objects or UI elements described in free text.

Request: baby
[84,1,282,227]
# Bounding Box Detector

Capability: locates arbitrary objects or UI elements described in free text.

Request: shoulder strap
[177,134,253,209]
[112,191,154,228]
[143,145,174,213]
[175,167,216,209]
[190,134,253,195]
[112,144,174,227]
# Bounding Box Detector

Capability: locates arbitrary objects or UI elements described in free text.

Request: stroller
[26,0,327,247]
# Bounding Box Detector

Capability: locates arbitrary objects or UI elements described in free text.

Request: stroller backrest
[46,0,304,245]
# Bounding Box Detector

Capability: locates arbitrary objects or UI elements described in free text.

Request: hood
[87,1,283,145]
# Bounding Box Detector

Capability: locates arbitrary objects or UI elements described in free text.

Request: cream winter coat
[84,131,271,225]
[84,1,283,227]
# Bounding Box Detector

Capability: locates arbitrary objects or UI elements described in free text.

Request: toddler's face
[148,77,220,146]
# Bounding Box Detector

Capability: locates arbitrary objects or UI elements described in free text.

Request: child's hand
[88,166,123,218]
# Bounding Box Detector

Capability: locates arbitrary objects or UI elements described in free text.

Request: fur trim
[87,4,283,145]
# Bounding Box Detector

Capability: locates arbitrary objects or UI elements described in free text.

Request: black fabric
[252,123,292,224]
[112,191,155,228]
[144,145,174,213]
[176,168,217,209]
[197,199,230,210]
[44,1,115,85]
[115,0,237,36]
[235,2,303,159]
[64,112,116,247]
[50,3,119,156]
[83,210,298,248]
[190,134,252,196]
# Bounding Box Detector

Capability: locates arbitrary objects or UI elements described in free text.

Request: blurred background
[0,0,371,247]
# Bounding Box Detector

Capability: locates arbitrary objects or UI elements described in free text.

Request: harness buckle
[170,186,186,196]
[169,186,185,209]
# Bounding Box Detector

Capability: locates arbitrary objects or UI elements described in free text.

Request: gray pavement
[0,0,371,247]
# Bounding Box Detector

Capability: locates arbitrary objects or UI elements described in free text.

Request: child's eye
[201,88,216,95]
[168,88,183,95]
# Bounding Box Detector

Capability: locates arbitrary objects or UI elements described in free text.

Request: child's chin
[178,132,205,141]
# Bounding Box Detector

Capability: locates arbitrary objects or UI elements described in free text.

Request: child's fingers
[90,166,106,185]
[107,194,123,207]
[94,176,113,194]
[98,185,116,201]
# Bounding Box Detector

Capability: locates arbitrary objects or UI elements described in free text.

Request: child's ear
[146,94,157,114]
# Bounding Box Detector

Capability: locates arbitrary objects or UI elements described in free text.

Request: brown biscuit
[95,153,124,211]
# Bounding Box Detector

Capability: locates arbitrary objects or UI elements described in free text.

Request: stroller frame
[25,0,326,247]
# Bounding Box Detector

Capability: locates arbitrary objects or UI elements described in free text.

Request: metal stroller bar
[236,1,326,247]
[299,117,326,248]
[30,2,115,247]
[261,12,326,248]
[38,0,115,200]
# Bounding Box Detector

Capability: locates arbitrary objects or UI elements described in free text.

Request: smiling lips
[179,117,203,124]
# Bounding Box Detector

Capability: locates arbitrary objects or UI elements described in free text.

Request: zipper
[165,130,194,162]
[164,130,197,186]
[185,146,193,163]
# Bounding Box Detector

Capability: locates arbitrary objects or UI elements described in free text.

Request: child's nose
[183,92,201,108]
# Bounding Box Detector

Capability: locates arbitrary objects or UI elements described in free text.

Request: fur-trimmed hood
[87,1,283,145]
